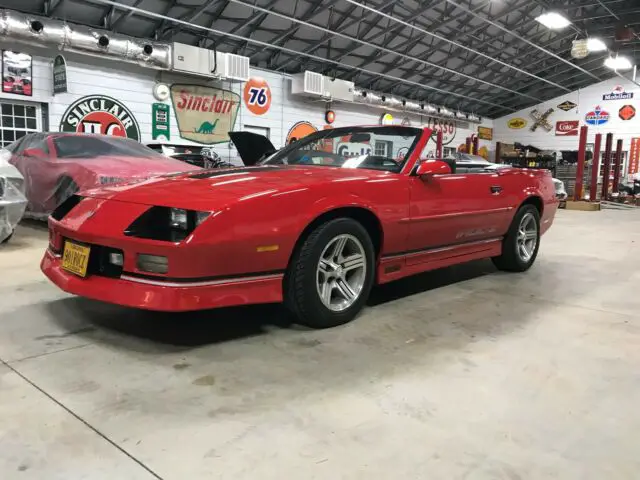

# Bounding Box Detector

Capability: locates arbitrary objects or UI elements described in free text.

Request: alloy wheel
[517,212,538,262]
[316,234,367,312]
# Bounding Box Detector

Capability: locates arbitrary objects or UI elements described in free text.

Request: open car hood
[228,131,277,166]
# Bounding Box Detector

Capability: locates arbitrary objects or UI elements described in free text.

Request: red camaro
[42,126,558,328]
[7,133,200,215]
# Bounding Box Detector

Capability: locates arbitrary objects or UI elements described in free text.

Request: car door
[405,163,515,266]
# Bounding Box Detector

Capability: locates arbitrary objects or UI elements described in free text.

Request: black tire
[54,177,78,208]
[492,204,541,272]
[285,218,376,329]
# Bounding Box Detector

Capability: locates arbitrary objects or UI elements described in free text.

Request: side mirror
[416,160,452,178]
[22,148,45,158]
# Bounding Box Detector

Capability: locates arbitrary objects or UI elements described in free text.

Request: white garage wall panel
[494,77,640,153]
[0,42,494,164]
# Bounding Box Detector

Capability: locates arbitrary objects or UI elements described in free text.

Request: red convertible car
[7,133,200,215]
[42,126,557,328]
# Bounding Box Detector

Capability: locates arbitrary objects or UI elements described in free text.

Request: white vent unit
[326,78,355,102]
[217,52,250,81]
[292,71,327,98]
[172,42,249,81]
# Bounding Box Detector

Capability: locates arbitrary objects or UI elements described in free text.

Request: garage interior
[1,0,640,478]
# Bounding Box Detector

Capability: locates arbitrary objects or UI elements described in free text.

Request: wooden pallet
[564,201,601,211]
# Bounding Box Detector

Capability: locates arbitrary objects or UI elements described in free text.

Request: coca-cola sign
[555,120,579,136]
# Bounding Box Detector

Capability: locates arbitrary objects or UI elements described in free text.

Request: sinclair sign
[170,84,240,144]
[59,95,140,141]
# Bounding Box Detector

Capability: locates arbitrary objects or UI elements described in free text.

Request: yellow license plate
[62,241,91,277]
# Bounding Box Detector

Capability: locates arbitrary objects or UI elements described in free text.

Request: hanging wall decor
[171,84,241,144]
[2,51,33,97]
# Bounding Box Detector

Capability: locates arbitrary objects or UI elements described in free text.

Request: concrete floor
[1,210,639,480]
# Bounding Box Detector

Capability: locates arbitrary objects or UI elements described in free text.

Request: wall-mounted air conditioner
[172,42,249,81]
[291,71,327,98]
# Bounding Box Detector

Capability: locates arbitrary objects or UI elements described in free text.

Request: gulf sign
[555,120,579,136]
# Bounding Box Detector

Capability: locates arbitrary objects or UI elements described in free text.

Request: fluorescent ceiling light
[604,56,633,71]
[586,38,607,52]
[535,12,571,30]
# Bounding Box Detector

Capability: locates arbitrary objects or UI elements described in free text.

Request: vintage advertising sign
[585,106,610,126]
[380,113,394,125]
[557,100,577,112]
[425,117,456,145]
[507,118,527,129]
[555,120,579,136]
[286,121,317,144]
[52,54,67,95]
[619,104,636,121]
[243,77,271,116]
[629,138,640,176]
[152,103,170,141]
[170,84,240,144]
[477,126,493,140]
[59,95,140,140]
[602,85,633,101]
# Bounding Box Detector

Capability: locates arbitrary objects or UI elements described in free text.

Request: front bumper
[41,249,283,312]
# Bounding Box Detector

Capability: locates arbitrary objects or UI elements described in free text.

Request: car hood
[80,165,384,210]
[62,155,200,178]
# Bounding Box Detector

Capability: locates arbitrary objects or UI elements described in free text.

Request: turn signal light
[137,254,168,274]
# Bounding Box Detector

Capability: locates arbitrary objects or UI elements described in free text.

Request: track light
[586,38,607,52]
[604,55,633,71]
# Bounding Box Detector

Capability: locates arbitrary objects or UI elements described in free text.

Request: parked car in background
[453,152,568,201]
[145,141,208,168]
[0,148,27,243]
[145,141,235,169]
[43,125,558,329]
[6,133,200,216]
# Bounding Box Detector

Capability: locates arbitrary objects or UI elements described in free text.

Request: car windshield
[53,135,167,159]
[260,126,422,173]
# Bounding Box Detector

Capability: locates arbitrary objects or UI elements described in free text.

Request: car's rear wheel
[54,176,78,208]
[285,218,375,328]
[492,204,540,272]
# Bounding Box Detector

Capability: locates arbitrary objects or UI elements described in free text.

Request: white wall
[494,76,640,154]
[0,41,494,165]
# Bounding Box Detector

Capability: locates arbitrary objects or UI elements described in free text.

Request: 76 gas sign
[243,77,272,115]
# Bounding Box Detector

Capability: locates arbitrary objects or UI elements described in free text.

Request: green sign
[152,103,170,141]
[52,54,67,95]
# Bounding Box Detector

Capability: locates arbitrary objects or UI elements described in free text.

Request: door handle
[490,185,502,194]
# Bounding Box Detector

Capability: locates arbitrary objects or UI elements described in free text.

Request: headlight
[125,207,211,242]
[170,208,188,230]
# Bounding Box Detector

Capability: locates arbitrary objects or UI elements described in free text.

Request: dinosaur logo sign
[170,84,240,144]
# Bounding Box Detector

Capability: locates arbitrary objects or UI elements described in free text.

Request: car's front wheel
[285,218,375,328]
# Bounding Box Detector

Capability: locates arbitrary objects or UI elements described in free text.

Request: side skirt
[376,237,503,284]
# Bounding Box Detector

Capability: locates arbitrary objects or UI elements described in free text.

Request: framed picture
[2,51,33,97]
